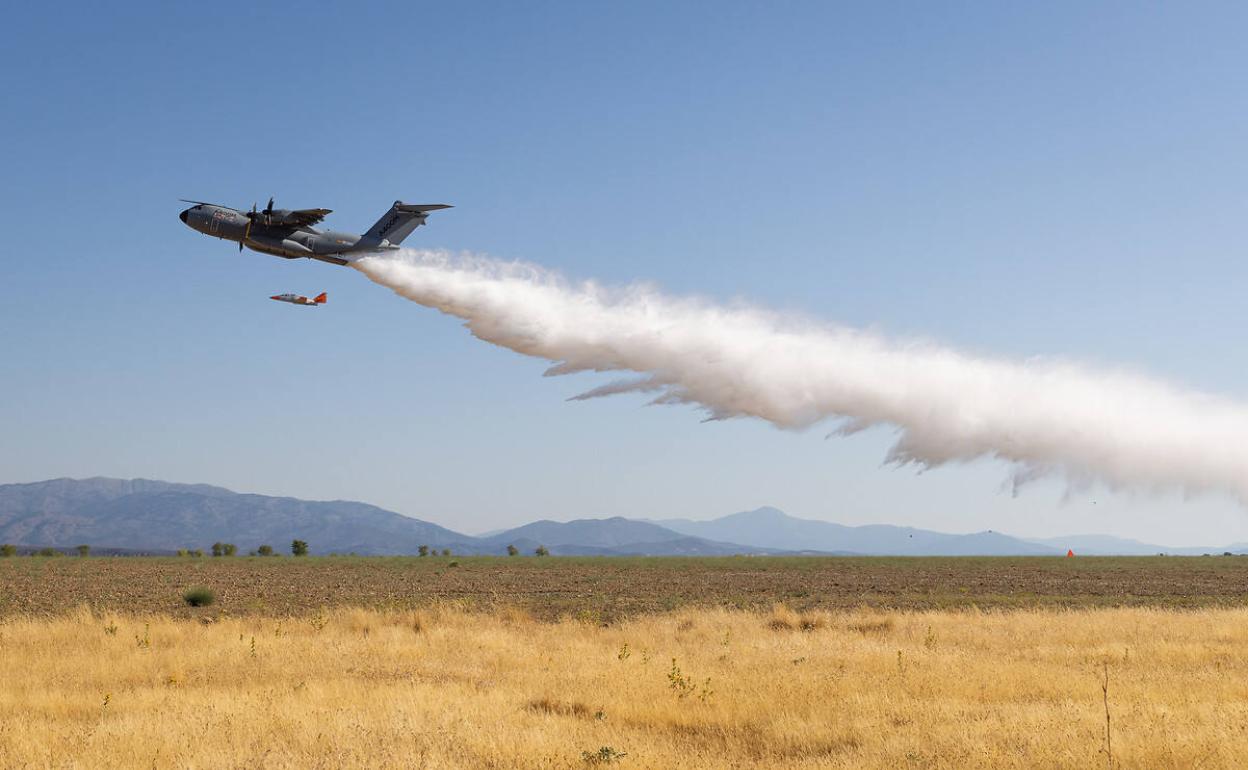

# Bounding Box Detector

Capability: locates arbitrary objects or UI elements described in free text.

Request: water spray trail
[354,250,1248,504]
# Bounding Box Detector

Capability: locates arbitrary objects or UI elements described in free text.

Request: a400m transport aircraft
[179,198,452,265]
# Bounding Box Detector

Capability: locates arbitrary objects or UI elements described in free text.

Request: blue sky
[4,3,1248,544]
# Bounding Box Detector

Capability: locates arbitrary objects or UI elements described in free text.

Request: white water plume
[353,250,1248,504]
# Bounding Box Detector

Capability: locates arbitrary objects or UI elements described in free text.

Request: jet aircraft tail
[359,201,453,247]
[313,292,327,304]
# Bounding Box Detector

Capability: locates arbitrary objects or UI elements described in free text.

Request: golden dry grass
[3,604,1247,768]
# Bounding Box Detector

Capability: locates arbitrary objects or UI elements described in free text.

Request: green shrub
[418,545,429,557]
[36,547,60,557]
[76,544,90,557]
[581,747,627,765]
[291,540,309,557]
[506,544,519,556]
[0,544,16,557]
[182,587,216,607]
[257,545,274,557]
[535,545,550,557]
[222,543,237,556]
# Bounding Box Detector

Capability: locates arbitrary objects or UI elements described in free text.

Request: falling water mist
[353,250,1248,504]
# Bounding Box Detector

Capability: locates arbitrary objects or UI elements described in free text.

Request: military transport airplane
[270,292,327,307]
[179,197,451,265]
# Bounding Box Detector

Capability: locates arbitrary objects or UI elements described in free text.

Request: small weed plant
[310,608,328,632]
[667,658,711,701]
[581,746,627,765]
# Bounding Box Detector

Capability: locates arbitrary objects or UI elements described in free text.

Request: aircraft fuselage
[179,199,450,266]
[179,204,384,265]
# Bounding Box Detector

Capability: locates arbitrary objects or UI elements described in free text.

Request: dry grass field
[4,604,1248,768]
[5,557,1248,767]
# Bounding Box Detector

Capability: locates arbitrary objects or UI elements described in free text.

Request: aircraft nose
[179,209,189,224]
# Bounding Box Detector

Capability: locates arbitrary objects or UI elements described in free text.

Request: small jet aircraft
[270,292,327,307]
[179,197,451,265]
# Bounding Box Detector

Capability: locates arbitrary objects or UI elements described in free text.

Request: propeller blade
[241,203,255,251]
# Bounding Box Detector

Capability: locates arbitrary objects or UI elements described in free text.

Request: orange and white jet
[270,291,327,307]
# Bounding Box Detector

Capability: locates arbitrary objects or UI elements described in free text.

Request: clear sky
[4,3,1248,545]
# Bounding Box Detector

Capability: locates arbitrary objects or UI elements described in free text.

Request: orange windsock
[1066,549,1075,558]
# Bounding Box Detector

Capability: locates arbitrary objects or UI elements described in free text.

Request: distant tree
[211,542,224,557]
[534,545,550,557]
[257,545,274,557]
[177,549,189,557]
[506,544,519,557]
[222,543,237,556]
[291,540,309,557]
[37,547,59,557]
[441,548,451,557]
[247,550,258,557]
[190,549,204,558]
[418,545,430,557]
[76,545,90,557]
[0,544,16,557]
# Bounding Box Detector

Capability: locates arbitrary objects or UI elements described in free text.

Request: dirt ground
[5,554,1248,620]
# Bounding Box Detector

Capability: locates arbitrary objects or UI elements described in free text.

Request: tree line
[1,541,557,557]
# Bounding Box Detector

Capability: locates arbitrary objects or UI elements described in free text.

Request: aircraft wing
[286,208,332,227]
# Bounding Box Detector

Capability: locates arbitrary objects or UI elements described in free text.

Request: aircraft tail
[360,201,453,247]
[313,292,327,304]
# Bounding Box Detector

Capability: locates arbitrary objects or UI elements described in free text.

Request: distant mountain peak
[727,506,789,520]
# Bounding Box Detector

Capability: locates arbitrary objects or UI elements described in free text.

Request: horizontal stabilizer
[395,204,453,213]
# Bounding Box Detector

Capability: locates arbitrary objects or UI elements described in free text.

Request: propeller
[264,197,275,225]
[240,202,256,251]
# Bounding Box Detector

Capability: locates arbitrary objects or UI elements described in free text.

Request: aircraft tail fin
[313,292,327,304]
[360,201,453,247]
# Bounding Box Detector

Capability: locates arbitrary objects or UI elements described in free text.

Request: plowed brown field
[4,555,1248,619]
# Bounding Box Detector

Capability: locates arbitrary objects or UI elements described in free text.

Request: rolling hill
[653,507,1064,556]
[0,479,766,556]
[479,517,782,556]
[2,478,1235,557]
[0,478,478,556]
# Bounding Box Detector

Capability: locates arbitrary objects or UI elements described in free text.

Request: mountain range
[0,478,1239,556]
